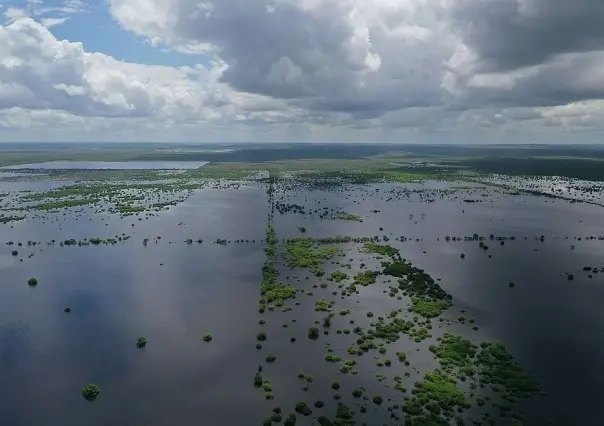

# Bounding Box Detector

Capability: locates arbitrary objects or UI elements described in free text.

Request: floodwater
[1,181,604,425]
[1,161,208,170]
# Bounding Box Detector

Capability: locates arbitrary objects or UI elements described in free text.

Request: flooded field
[1,173,604,425]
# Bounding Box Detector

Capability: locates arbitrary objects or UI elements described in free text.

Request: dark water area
[0,187,270,426]
[2,181,604,425]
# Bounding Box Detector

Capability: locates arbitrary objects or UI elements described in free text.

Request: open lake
[1,161,208,170]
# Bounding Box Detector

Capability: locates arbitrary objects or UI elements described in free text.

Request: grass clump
[136,336,147,348]
[202,333,213,342]
[257,332,267,341]
[308,327,320,339]
[266,354,277,363]
[27,277,38,286]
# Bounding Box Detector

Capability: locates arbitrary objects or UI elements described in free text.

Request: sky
[0,0,604,143]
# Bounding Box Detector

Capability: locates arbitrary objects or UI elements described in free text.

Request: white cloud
[0,18,286,122]
[40,16,68,27]
[1,0,604,142]
[4,8,29,22]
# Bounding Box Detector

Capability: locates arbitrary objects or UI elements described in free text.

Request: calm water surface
[1,161,208,170]
[1,182,603,425]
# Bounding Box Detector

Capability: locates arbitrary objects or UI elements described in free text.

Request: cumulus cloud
[444,0,604,108]
[109,0,450,116]
[1,0,604,141]
[0,18,287,123]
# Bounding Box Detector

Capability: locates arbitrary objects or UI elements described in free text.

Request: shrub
[136,337,147,348]
[27,277,38,286]
[202,333,213,342]
[295,402,312,416]
[81,383,100,400]
[257,332,267,341]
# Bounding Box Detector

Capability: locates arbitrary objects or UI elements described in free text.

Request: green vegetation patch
[33,199,94,210]
[353,270,379,286]
[0,215,25,224]
[314,299,334,312]
[334,212,363,222]
[258,225,296,309]
[362,242,400,258]
[404,369,467,421]
[430,333,477,370]
[330,271,348,282]
[286,238,342,274]
[383,260,452,317]
[411,298,451,318]
[81,383,100,401]
[477,342,540,397]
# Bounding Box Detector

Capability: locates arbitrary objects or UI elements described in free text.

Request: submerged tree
[81,383,100,400]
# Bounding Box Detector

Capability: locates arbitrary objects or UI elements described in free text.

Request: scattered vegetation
[286,239,342,274]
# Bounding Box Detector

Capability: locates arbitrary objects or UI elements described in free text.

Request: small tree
[81,383,100,400]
